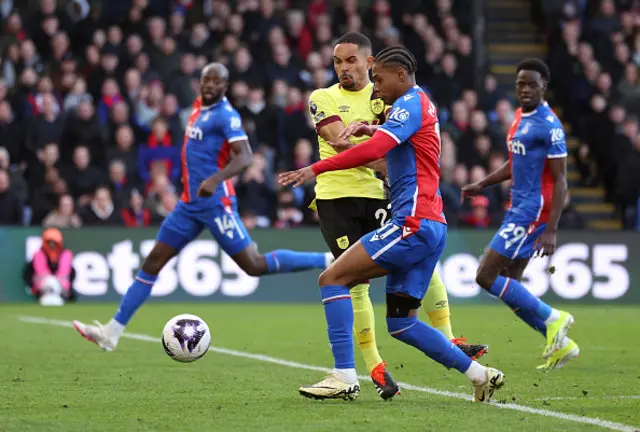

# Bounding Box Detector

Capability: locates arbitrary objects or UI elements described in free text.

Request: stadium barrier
[1,228,638,303]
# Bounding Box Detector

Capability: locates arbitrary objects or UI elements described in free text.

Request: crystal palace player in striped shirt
[73,63,332,352]
[280,46,505,403]
[462,59,579,371]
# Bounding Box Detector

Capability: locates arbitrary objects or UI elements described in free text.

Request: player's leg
[422,270,489,360]
[356,198,400,397]
[298,238,388,401]
[422,271,454,338]
[500,259,547,336]
[73,203,203,351]
[501,260,580,370]
[382,221,504,403]
[478,218,574,358]
[209,206,329,275]
[358,198,397,374]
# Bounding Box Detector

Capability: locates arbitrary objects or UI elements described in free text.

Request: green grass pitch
[2,303,639,432]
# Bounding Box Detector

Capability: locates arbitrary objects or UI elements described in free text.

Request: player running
[309,31,487,400]
[462,59,579,371]
[280,46,504,402]
[73,63,332,351]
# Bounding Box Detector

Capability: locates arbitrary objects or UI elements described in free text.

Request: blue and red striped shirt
[180,96,248,208]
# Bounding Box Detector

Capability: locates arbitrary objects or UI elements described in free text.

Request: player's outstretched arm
[197,139,252,197]
[461,161,511,199]
[319,121,387,177]
[279,130,397,187]
[534,157,567,256]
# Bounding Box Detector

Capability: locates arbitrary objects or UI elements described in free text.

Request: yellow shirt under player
[308,82,386,202]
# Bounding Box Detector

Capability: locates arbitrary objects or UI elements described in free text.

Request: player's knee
[385,293,421,319]
[385,294,420,339]
[318,269,334,287]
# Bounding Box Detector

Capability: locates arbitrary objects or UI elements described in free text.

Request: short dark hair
[374,45,418,74]
[336,32,372,51]
[516,58,550,82]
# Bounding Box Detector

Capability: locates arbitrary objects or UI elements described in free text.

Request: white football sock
[464,361,487,383]
[544,309,561,324]
[105,319,125,339]
[333,368,358,384]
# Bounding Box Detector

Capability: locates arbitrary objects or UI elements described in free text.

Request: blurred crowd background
[0,0,637,230]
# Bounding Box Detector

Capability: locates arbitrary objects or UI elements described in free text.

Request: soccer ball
[161,314,211,363]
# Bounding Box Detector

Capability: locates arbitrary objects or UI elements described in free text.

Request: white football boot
[73,320,118,352]
[299,373,360,401]
[472,367,505,403]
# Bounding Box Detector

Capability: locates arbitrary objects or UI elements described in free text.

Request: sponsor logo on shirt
[187,125,204,141]
[508,139,526,155]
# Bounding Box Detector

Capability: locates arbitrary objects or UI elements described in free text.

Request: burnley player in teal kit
[463,59,579,370]
[73,64,332,351]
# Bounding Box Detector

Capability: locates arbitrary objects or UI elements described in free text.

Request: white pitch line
[536,396,640,401]
[19,316,639,432]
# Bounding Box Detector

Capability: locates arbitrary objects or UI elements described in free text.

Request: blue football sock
[321,285,355,369]
[387,316,472,373]
[489,275,553,323]
[512,307,547,336]
[113,270,157,326]
[264,250,327,273]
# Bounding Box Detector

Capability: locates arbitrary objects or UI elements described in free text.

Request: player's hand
[338,122,373,140]
[460,182,483,202]
[278,166,316,188]
[328,138,355,152]
[197,176,220,197]
[534,229,557,257]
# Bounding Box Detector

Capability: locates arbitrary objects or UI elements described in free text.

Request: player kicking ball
[73,63,332,351]
[308,31,487,400]
[280,46,504,403]
[462,59,579,371]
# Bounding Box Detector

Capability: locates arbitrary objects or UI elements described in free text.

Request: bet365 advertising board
[0,228,637,303]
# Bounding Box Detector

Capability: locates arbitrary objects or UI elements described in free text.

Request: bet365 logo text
[25,237,259,298]
[435,243,629,300]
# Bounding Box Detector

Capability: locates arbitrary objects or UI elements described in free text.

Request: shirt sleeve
[545,121,567,159]
[378,98,423,144]
[308,89,341,133]
[222,110,249,143]
[312,130,398,175]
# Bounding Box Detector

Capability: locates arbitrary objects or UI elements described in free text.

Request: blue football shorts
[489,210,547,260]
[156,199,252,256]
[361,217,447,300]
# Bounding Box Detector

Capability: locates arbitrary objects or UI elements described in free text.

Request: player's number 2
[375,209,388,227]
[375,203,392,227]
[499,223,526,250]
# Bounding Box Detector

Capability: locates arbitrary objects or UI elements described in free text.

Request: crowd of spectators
[535,0,639,229]
[0,0,530,230]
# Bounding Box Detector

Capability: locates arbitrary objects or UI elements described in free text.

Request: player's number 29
[499,223,527,250]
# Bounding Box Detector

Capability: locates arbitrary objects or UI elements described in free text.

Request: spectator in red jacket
[121,189,156,228]
[137,117,180,187]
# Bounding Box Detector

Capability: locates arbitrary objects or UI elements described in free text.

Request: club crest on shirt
[370,98,384,115]
[336,236,350,250]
